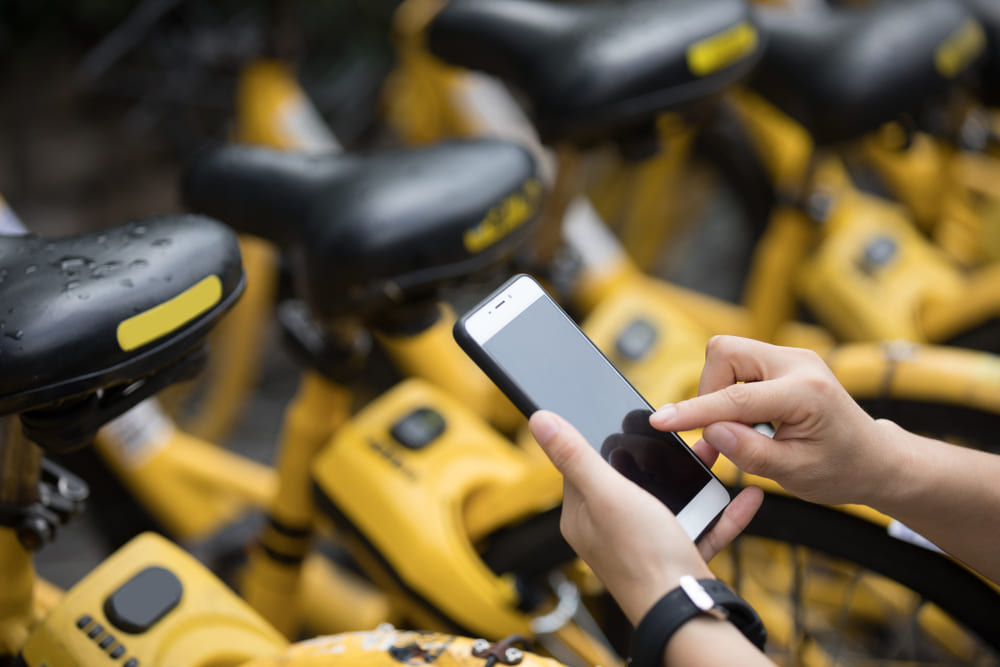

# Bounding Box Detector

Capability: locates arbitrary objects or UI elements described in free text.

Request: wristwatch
[628,576,766,667]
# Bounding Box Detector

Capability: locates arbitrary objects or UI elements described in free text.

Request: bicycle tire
[856,398,1000,454]
[743,493,1000,657]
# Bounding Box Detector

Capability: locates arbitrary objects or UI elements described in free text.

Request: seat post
[0,416,41,657]
[0,417,40,511]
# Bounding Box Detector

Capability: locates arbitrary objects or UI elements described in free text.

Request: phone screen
[469,278,718,517]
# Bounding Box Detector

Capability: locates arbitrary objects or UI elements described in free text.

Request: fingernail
[705,423,738,452]
[651,404,677,424]
[530,411,560,443]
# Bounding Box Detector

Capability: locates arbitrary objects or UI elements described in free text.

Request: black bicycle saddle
[182,139,541,323]
[750,0,985,145]
[427,0,764,147]
[0,215,244,421]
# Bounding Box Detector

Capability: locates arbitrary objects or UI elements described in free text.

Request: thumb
[529,410,615,498]
[702,422,778,478]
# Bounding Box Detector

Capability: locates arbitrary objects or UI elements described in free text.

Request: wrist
[854,419,920,509]
[663,616,773,665]
[628,576,766,667]
[860,419,954,521]
[622,565,714,626]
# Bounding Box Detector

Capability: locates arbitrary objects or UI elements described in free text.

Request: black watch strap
[629,577,766,667]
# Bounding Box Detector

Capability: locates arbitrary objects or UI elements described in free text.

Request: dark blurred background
[0,0,401,236]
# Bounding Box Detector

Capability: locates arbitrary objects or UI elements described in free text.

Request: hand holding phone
[453,274,731,541]
[528,409,720,624]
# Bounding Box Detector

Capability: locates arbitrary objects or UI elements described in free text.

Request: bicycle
[0,216,576,667]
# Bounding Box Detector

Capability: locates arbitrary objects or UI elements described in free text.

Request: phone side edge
[677,477,732,543]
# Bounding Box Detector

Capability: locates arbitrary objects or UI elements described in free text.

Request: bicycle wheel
[481,490,1000,666]
[728,493,1000,665]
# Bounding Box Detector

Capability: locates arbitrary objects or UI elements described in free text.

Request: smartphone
[453,274,730,541]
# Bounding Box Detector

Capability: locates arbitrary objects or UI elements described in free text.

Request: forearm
[863,420,1000,584]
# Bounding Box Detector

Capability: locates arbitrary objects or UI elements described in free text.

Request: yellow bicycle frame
[859,120,1000,267]
[730,87,1000,345]
[311,378,619,667]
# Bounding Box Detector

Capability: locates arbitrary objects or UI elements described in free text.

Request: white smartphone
[453,273,731,542]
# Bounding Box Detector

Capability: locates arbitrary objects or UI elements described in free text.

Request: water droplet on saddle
[129,259,149,269]
[77,292,91,300]
[97,234,108,244]
[4,329,23,341]
[152,238,171,247]
[91,261,123,278]
[24,264,37,274]
[131,225,147,237]
[65,280,81,291]
[120,278,134,288]
[59,257,91,273]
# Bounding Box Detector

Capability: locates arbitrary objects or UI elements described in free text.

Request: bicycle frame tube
[235,60,342,151]
[826,340,1000,418]
[94,400,277,541]
[0,527,39,656]
[241,371,353,638]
